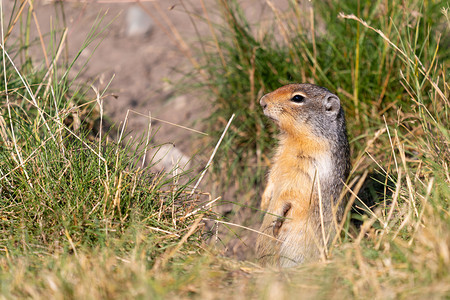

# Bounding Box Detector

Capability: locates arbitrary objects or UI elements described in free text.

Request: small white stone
[151,144,191,172]
[126,5,154,37]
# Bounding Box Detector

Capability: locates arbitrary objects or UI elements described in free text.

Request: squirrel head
[260,83,345,140]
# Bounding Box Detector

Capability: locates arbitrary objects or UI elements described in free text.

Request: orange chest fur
[266,140,332,209]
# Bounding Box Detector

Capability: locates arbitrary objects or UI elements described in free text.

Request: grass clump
[196,0,448,205]
[0,3,210,298]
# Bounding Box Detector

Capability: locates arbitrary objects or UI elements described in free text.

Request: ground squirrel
[256,83,351,267]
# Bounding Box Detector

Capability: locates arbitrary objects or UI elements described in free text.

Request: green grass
[0,0,449,299]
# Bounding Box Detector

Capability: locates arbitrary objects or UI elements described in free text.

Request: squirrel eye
[291,94,305,103]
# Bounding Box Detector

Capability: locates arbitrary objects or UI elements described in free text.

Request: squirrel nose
[260,95,267,109]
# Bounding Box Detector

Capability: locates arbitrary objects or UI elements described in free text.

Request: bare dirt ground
[36,1,207,166]
[3,1,216,172]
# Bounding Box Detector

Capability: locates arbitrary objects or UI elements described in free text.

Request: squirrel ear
[324,95,340,116]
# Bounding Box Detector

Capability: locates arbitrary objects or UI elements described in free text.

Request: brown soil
[7,1,209,163]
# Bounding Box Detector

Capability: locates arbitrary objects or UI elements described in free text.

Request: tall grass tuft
[194,0,448,213]
[0,2,209,297]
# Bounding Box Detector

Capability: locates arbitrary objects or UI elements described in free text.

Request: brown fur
[256,84,350,267]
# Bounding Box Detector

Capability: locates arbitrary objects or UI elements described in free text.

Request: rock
[150,144,191,172]
[126,5,154,37]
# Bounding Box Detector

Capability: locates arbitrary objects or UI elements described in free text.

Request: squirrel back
[256,83,350,267]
